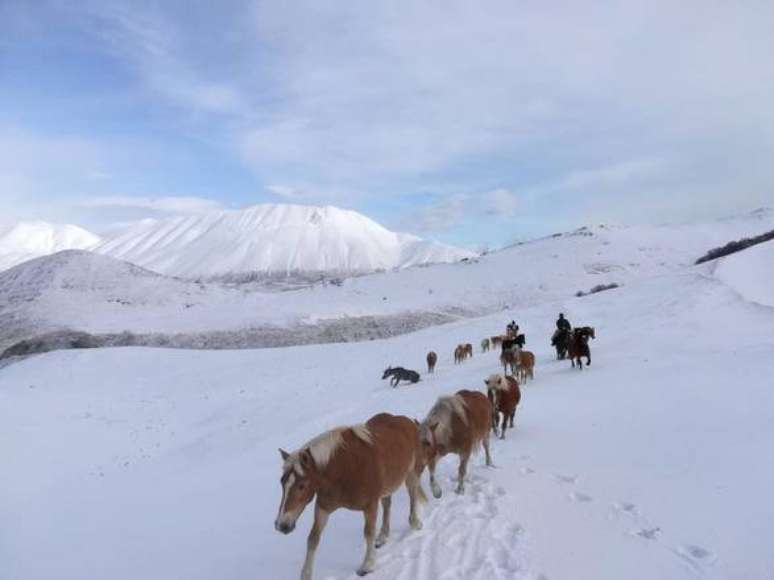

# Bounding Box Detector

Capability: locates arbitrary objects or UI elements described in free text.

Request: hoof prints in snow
[673,544,716,571]
[568,491,593,503]
[632,527,661,540]
[373,476,532,580]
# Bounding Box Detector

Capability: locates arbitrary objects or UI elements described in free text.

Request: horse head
[275,448,320,534]
[382,367,393,379]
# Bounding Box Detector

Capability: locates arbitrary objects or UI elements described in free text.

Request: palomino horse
[481,338,490,352]
[275,413,427,580]
[426,351,437,373]
[514,347,535,383]
[568,326,595,369]
[418,390,493,497]
[484,374,521,439]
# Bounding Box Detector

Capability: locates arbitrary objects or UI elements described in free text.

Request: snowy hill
[0,221,100,272]
[713,239,774,307]
[2,244,773,580]
[94,204,475,278]
[1,210,773,352]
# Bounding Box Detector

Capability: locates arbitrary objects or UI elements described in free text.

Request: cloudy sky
[1,1,772,247]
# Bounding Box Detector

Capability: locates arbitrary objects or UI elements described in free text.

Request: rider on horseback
[506,320,519,338]
[552,313,571,344]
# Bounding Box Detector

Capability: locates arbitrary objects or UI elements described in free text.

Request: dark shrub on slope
[695,229,774,264]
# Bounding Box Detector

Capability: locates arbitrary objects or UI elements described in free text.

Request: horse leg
[301,502,330,580]
[509,411,515,428]
[375,496,391,548]
[428,458,442,499]
[455,451,471,494]
[500,415,507,440]
[405,472,424,530]
[586,353,591,366]
[356,502,379,576]
[483,435,493,467]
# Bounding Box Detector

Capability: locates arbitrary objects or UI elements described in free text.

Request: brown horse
[481,338,490,352]
[568,326,595,369]
[454,344,465,364]
[463,343,473,359]
[500,349,516,375]
[514,348,536,383]
[491,335,504,347]
[426,351,437,373]
[275,413,427,579]
[484,374,521,439]
[418,390,493,497]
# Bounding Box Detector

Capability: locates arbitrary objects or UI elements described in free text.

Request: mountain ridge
[94,203,475,279]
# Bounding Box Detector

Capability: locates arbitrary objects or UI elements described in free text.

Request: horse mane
[423,394,468,443]
[285,424,373,474]
[486,374,510,392]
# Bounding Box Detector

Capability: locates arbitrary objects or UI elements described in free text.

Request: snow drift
[94,203,475,278]
[713,239,774,307]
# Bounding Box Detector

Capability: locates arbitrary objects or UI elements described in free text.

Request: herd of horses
[276,322,596,580]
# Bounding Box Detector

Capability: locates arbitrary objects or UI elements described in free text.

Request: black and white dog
[382,366,420,387]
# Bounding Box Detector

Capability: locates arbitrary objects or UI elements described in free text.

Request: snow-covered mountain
[2,209,772,353]
[94,204,475,278]
[0,221,100,272]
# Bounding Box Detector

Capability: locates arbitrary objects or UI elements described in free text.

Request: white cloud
[417,188,521,231]
[82,195,224,215]
[84,2,244,115]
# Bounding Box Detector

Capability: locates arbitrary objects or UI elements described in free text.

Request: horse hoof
[357,568,372,577]
[410,519,423,530]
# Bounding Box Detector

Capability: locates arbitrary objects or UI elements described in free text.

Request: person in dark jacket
[552,313,571,344]
[506,320,518,337]
[556,313,571,332]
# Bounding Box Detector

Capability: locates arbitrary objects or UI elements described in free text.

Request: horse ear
[300,449,314,468]
[413,418,420,426]
[279,448,290,461]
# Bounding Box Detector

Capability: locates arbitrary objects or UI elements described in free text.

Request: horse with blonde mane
[275,413,427,580]
[514,347,536,383]
[418,390,493,497]
[484,374,521,439]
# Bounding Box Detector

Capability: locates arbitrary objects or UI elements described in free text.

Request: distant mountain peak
[0,221,101,272]
[94,203,475,279]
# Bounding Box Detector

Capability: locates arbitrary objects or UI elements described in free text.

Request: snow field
[2,262,773,580]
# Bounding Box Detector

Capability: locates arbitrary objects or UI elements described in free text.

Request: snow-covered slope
[94,204,475,278]
[713,239,774,307]
[1,210,772,351]
[0,221,100,271]
[2,259,773,580]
